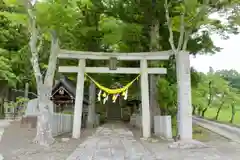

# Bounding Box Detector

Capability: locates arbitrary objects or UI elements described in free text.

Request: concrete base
[168,140,208,149]
[154,115,172,139]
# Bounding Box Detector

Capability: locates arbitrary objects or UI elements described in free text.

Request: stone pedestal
[154,115,172,139]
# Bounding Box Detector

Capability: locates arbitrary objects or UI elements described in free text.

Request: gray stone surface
[1,120,240,160]
[0,128,3,141]
[0,121,96,160]
[67,124,157,160]
[67,123,239,160]
[0,120,11,160]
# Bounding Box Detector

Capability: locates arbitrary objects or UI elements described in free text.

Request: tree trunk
[87,81,96,128]
[230,104,236,123]
[149,17,160,130]
[197,107,202,116]
[149,24,160,115]
[192,105,197,115]
[201,82,213,118]
[28,8,59,145]
[215,101,225,120]
[215,94,225,120]
[34,89,54,146]
[201,107,208,117]
[215,106,223,120]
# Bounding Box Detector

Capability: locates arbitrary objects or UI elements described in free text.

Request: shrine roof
[52,76,89,105]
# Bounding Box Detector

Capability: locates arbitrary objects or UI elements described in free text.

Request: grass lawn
[172,124,211,141]
[204,107,240,126]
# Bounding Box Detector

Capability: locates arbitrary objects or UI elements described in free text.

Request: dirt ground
[128,124,240,160]
[1,121,240,160]
[0,121,96,160]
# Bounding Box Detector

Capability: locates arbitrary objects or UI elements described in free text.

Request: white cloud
[190,34,240,73]
[190,12,240,73]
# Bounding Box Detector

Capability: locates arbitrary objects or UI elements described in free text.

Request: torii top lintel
[58,49,173,60]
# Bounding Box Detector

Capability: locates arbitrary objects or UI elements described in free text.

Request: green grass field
[204,106,240,125]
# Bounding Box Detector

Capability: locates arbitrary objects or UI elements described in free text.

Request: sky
[190,13,240,73]
[190,34,240,73]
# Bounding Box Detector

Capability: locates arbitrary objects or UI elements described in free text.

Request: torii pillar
[72,59,85,139]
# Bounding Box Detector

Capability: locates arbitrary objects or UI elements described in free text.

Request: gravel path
[0,119,11,160]
[67,123,240,160]
[0,121,96,160]
[130,124,240,160]
[1,121,240,160]
[67,123,157,160]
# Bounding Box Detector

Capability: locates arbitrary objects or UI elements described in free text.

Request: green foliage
[216,69,240,90]
[35,0,81,34]
[0,0,239,126]
[190,68,240,125]
[0,54,18,87]
[99,16,123,46]
[157,78,177,115]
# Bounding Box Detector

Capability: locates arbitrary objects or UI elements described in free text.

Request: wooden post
[72,59,85,139]
[87,81,96,128]
[176,51,192,140]
[140,59,151,138]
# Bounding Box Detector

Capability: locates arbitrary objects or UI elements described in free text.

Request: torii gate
[58,49,192,140]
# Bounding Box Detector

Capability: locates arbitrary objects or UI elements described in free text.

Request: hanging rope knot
[85,73,140,103]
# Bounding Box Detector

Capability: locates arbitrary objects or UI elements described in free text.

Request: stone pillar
[87,81,96,128]
[72,59,85,139]
[176,51,192,140]
[24,82,29,98]
[140,59,151,138]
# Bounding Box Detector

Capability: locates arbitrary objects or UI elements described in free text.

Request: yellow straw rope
[84,73,140,95]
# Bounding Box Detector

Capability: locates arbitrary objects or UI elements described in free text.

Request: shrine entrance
[57,49,192,141]
[106,97,121,121]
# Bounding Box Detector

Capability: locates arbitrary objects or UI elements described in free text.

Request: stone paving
[67,124,157,160]
[0,121,97,160]
[66,123,236,160]
[0,127,3,160]
[0,120,11,160]
[1,120,240,160]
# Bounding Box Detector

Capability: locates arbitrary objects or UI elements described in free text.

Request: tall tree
[2,0,80,146]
